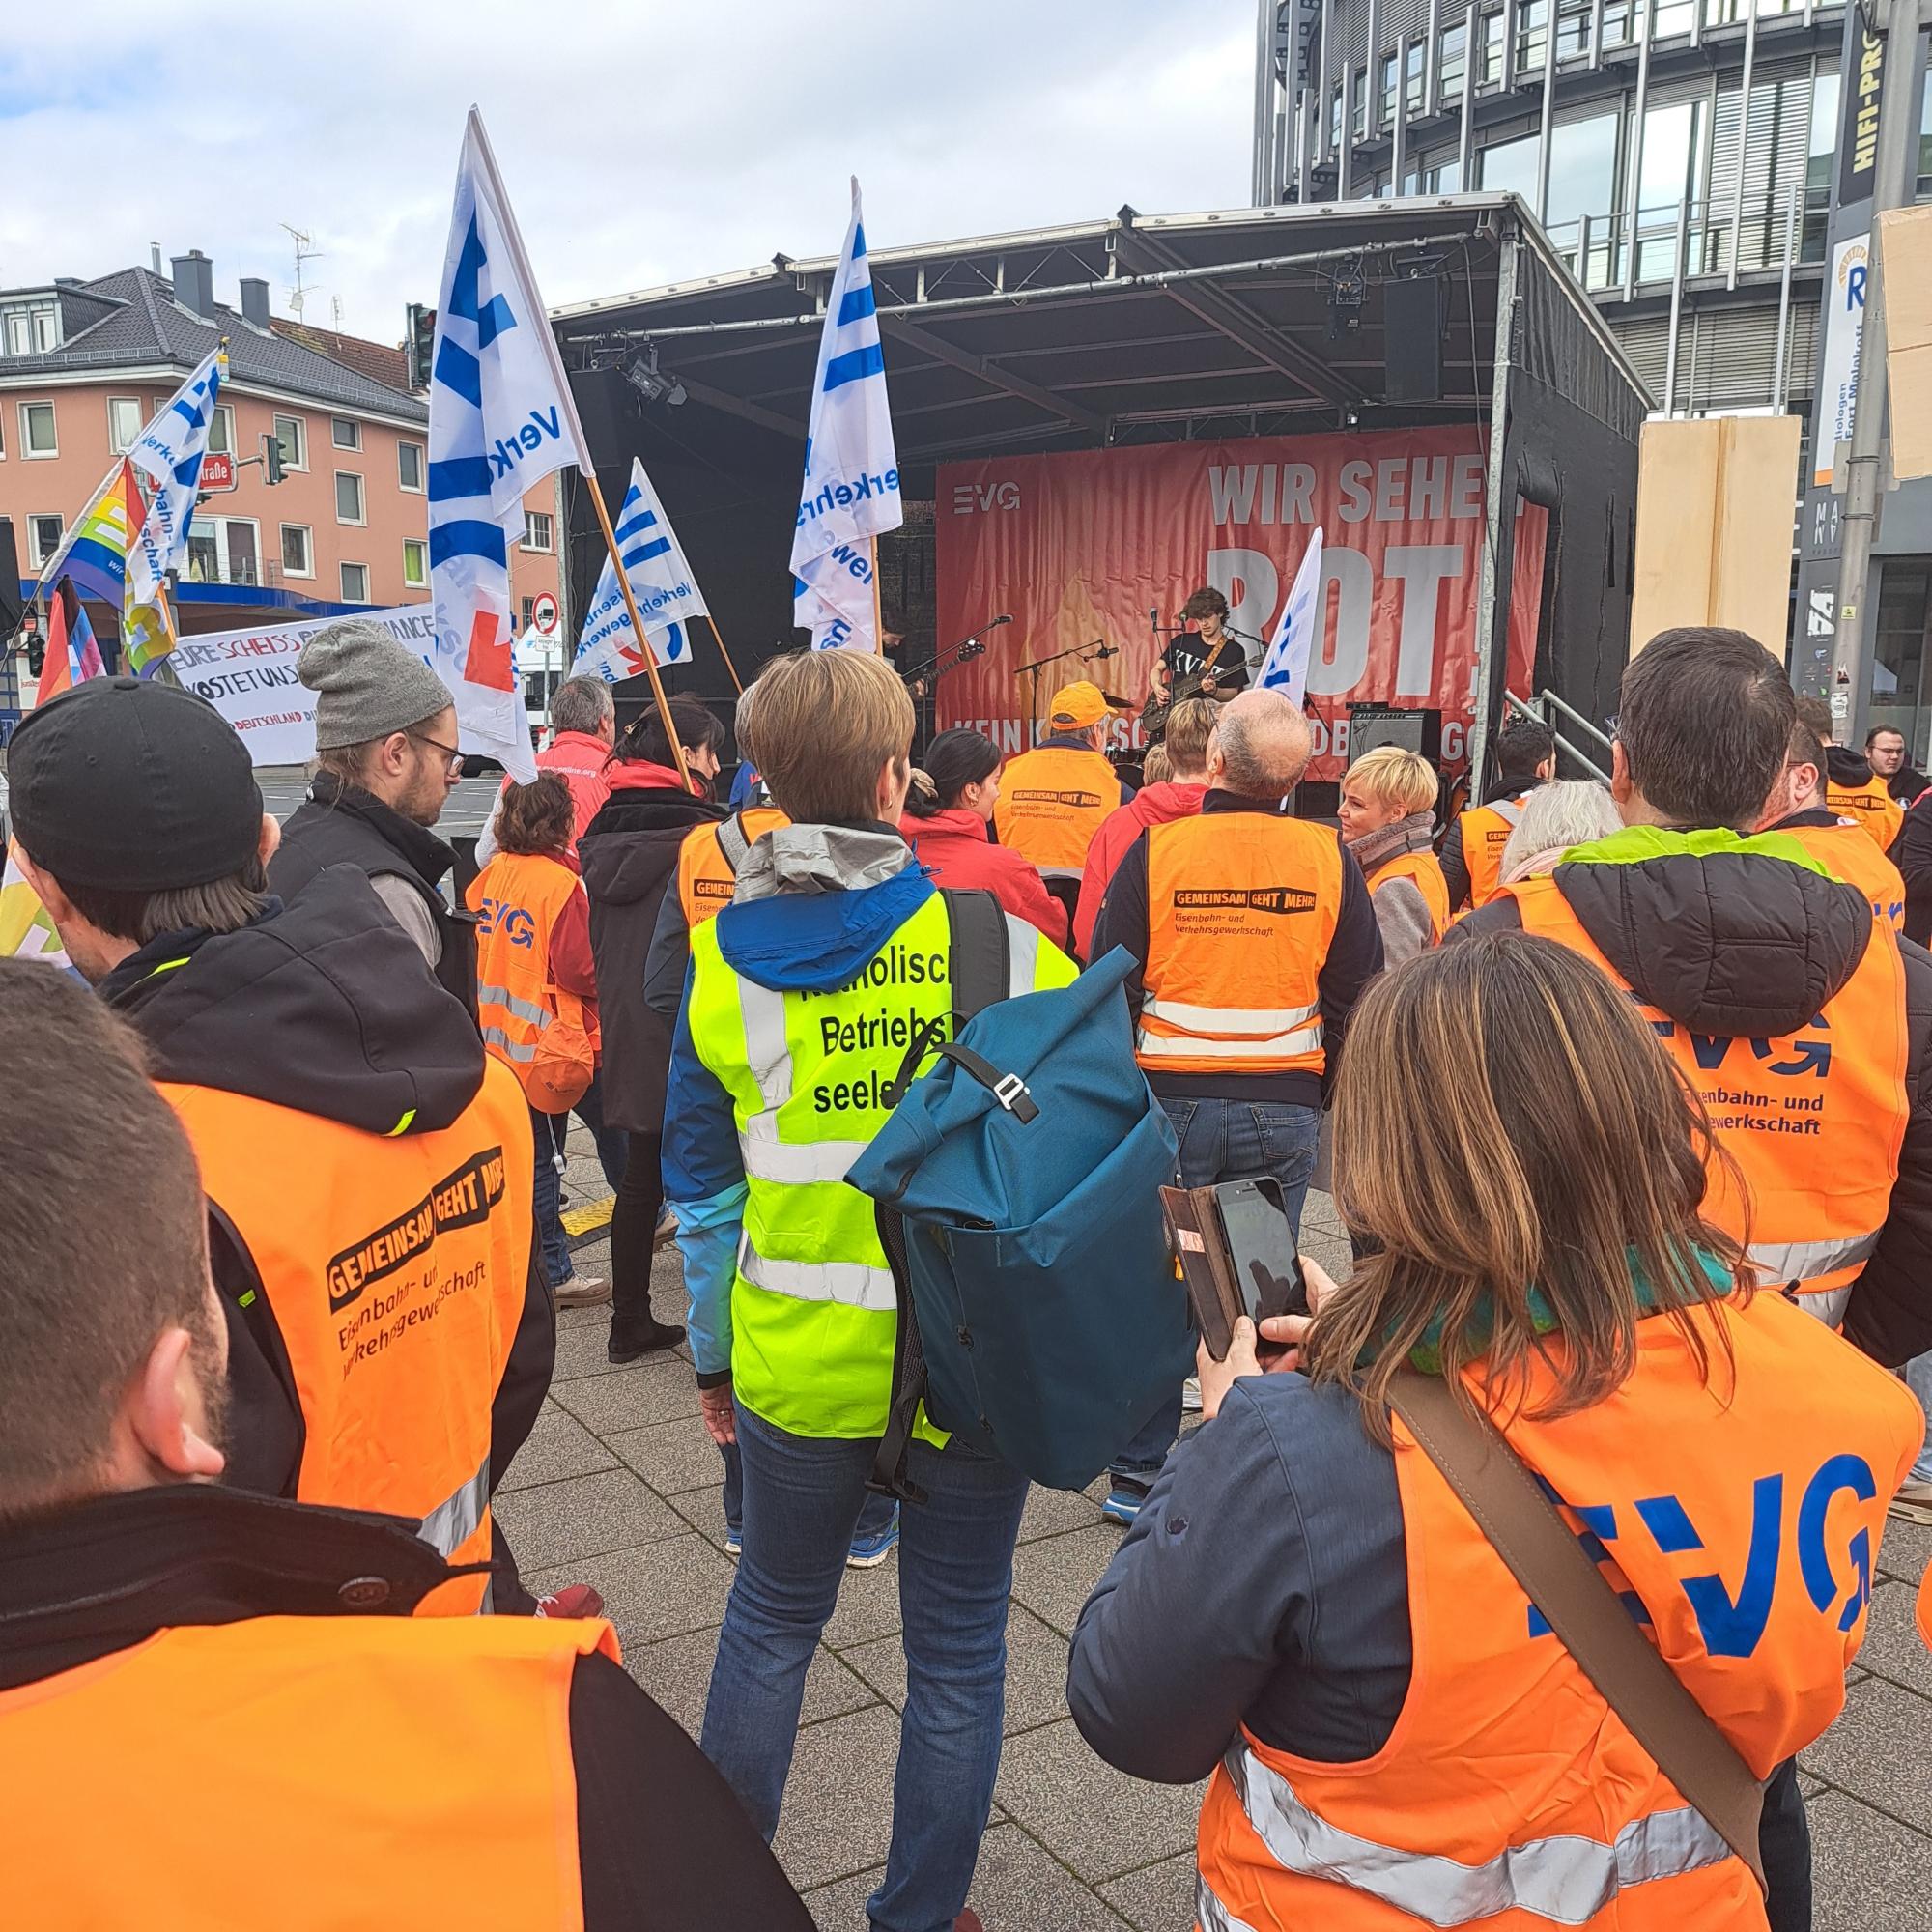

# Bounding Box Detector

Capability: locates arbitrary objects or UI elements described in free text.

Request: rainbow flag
[38,459,141,605]
[33,582,105,706]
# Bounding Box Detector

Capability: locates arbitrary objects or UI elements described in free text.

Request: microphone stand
[1014,637,1109,741]
[901,615,1008,689]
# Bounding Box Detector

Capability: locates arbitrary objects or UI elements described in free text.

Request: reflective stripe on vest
[465,853,582,1099]
[1505,870,1909,1311]
[1137,996,1321,1062]
[419,1455,491,1560]
[156,1061,533,1617]
[684,886,1073,1439]
[1138,814,1343,1075]
[1213,1742,1734,1925]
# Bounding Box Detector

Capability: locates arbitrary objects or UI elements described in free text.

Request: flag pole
[582,469,691,789]
[701,612,745,695]
[870,537,883,655]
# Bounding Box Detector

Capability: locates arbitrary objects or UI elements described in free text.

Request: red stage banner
[934,426,1545,779]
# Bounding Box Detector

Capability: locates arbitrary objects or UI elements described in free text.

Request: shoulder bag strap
[1386,1368,1768,1897]
[717,812,753,874]
[942,887,1009,1023]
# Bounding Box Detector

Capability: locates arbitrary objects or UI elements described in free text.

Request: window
[398,440,425,491]
[332,417,361,449]
[520,596,536,633]
[108,397,143,454]
[1478,131,1543,204]
[523,509,554,553]
[341,562,370,603]
[1545,113,1620,231]
[1379,53,1397,124]
[207,404,234,457]
[1481,11,1505,83]
[185,517,259,585]
[1438,21,1466,100]
[1330,84,1344,149]
[334,471,365,525]
[1653,0,1695,35]
[1601,0,1637,43]
[1919,61,1932,199]
[1352,67,1367,137]
[280,524,313,577]
[1557,0,1591,57]
[1804,70,1840,260]
[1634,97,1706,279]
[27,514,63,567]
[403,537,428,588]
[272,413,306,471]
[2,302,59,355]
[1405,40,1426,113]
[19,401,56,457]
[1516,0,1548,72]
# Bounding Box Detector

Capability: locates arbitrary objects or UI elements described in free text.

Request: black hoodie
[1456,840,1932,1366]
[579,778,722,1133]
[101,867,552,1498]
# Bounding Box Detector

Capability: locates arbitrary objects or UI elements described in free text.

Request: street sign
[531,590,560,638]
[199,451,238,493]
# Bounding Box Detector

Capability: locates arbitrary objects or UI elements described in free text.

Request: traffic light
[263,430,286,487]
[25,629,44,679]
[407,303,437,392]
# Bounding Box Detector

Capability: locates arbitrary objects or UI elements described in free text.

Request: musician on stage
[1149,587,1251,712]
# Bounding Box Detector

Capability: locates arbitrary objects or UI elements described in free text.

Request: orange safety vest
[1,1612,617,1925]
[1826,775,1903,854]
[158,1061,533,1614]
[992,744,1123,873]
[677,806,790,926]
[1138,814,1343,1075]
[1366,847,1450,941]
[1507,871,1909,1322]
[1196,1290,1918,1931]
[1456,791,1535,908]
[466,850,598,1104]
[1779,820,1907,932]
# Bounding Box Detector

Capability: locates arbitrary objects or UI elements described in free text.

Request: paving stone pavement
[511,1141,1932,1930]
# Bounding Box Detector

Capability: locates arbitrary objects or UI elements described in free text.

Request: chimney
[170,250,214,319]
[239,277,271,328]
[151,243,163,273]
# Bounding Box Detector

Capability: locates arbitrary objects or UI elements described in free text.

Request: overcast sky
[0,3,1255,342]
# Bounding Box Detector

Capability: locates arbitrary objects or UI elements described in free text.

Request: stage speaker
[1347,703,1443,764]
[1383,278,1443,404]
[0,518,20,639]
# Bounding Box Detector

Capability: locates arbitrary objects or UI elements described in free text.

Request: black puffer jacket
[580,771,723,1133]
[1457,835,1932,1365]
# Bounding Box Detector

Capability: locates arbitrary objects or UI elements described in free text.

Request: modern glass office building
[1252,0,1855,425]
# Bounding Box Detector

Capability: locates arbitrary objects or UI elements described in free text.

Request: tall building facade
[1253,0,1854,430]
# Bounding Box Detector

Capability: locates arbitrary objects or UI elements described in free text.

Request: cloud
[0,2,1254,341]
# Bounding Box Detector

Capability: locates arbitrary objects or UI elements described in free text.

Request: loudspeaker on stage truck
[1383,279,1444,405]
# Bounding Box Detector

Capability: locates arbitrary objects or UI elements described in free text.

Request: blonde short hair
[1162,697,1217,777]
[745,649,914,823]
[1347,745,1438,819]
[1141,744,1173,785]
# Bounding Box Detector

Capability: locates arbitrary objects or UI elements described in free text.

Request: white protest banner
[170,605,441,766]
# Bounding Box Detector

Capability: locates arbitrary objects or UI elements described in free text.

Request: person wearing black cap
[5,677,582,1615]
[270,617,477,1013]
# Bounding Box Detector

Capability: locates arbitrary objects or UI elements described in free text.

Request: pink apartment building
[0,250,558,656]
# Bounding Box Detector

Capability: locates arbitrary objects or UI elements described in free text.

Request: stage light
[623,345,687,407]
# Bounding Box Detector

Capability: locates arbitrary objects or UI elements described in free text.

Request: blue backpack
[846,892,1191,1496]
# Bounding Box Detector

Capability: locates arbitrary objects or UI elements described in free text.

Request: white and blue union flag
[126,347,225,616]
[790,179,901,652]
[1254,527,1326,709]
[429,107,594,781]
[574,457,709,683]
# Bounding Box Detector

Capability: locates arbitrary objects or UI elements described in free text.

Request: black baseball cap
[9,678,264,893]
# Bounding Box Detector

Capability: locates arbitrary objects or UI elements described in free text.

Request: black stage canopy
[551,195,1650,793]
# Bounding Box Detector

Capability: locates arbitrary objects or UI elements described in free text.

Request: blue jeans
[1905,1351,1932,1486]
[702,1404,1031,1932]
[717,1439,895,1543]
[1111,1094,1322,1485]
[529,1105,573,1291]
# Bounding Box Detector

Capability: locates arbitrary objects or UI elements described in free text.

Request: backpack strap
[717,812,753,874]
[868,889,1013,1502]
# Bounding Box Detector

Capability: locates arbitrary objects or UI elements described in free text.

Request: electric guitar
[1140,631,1242,742]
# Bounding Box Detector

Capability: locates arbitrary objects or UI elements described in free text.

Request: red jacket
[488,730,614,858]
[898,808,1069,948]
[1074,781,1208,958]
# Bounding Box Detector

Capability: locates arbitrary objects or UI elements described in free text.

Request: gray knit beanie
[298,618,456,750]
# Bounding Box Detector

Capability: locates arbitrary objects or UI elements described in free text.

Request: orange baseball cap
[1049,680,1111,728]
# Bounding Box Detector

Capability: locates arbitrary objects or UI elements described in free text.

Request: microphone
[1149,606,1159,624]
[1094,644,1118,659]
[990,613,1012,627]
